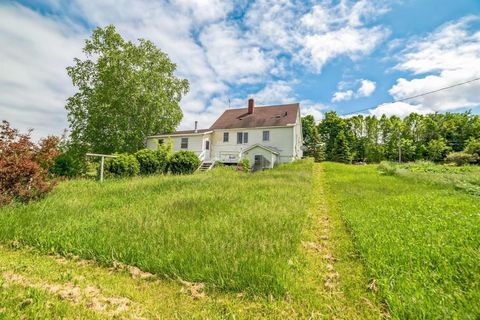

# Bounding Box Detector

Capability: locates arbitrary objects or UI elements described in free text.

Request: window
[158,139,164,145]
[181,137,188,149]
[237,132,248,144]
[262,130,270,141]
[205,140,210,150]
[223,132,229,142]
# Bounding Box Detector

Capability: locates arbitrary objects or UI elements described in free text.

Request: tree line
[302,111,480,164]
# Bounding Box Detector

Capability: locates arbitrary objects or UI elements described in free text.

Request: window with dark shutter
[181,138,188,149]
[262,131,269,141]
[243,132,248,143]
[237,132,243,144]
[223,132,229,142]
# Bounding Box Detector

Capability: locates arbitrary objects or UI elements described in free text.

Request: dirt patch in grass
[2,271,141,318]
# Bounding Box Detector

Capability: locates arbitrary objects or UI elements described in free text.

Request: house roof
[209,103,299,130]
[148,129,212,137]
[243,144,280,155]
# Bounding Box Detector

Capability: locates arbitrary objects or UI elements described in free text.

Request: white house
[146,99,303,170]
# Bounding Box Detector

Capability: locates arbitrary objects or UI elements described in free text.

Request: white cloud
[358,79,376,97]
[298,1,389,72]
[199,23,273,84]
[386,16,480,113]
[369,102,434,118]
[0,3,85,139]
[331,78,375,101]
[251,81,296,106]
[332,90,354,102]
[300,100,326,121]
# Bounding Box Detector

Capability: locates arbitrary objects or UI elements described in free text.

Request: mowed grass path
[322,163,480,319]
[0,162,312,296]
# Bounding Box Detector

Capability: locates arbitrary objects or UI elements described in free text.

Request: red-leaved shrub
[0,121,60,205]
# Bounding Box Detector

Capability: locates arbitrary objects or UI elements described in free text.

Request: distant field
[400,161,480,196]
[323,162,480,319]
[0,162,313,295]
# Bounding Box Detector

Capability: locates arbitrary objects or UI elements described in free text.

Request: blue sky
[1,0,480,138]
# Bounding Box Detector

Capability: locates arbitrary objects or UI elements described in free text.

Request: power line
[340,77,480,116]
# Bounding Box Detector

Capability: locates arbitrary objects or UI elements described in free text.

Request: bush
[104,154,140,177]
[445,152,479,166]
[377,161,398,176]
[0,121,59,205]
[135,149,161,175]
[465,138,480,158]
[50,150,85,177]
[238,159,251,172]
[169,150,200,175]
[155,148,169,174]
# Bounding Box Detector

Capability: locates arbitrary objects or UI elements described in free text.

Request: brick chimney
[247,98,255,114]
[194,121,198,133]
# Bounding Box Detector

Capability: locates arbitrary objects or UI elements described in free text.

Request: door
[204,139,210,160]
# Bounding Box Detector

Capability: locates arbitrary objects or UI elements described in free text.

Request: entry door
[204,140,210,160]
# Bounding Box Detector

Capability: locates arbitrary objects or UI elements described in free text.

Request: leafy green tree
[318,111,349,161]
[332,130,352,163]
[66,25,189,154]
[426,139,450,162]
[301,115,324,161]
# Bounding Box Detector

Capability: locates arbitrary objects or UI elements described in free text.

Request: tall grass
[0,161,313,295]
[323,163,480,319]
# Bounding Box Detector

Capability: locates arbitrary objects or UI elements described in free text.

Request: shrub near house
[169,150,200,174]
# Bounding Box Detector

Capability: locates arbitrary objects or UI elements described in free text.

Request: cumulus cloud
[369,102,434,118]
[332,78,376,101]
[300,101,327,121]
[374,16,480,117]
[299,1,389,72]
[358,79,376,97]
[332,90,354,102]
[199,22,273,84]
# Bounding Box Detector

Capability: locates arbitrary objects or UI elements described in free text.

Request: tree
[66,25,189,154]
[318,111,349,161]
[301,115,324,161]
[332,130,352,163]
[426,139,450,162]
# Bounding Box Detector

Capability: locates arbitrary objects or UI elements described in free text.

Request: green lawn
[322,162,480,319]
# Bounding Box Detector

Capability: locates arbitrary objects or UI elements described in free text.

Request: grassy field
[0,162,313,296]
[0,161,382,319]
[399,161,480,196]
[323,162,480,319]
[2,161,478,318]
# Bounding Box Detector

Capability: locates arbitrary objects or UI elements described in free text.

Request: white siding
[243,146,278,168]
[146,134,209,157]
[293,110,303,159]
[210,126,295,163]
